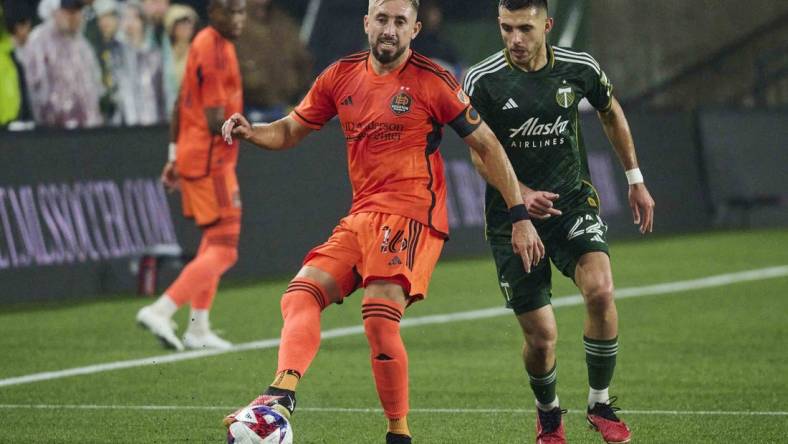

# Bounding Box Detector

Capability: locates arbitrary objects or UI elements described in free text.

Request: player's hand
[629,183,655,234]
[521,188,562,220]
[161,161,179,193]
[511,220,544,273]
[222,113,252,145]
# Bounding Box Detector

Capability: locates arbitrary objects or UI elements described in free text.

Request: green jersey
[463,46,613,241]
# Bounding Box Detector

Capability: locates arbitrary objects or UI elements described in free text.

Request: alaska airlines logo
[509,116,570,139]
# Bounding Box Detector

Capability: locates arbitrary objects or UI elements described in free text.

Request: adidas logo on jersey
[502,98,519,110]
[388,256,402,266]
[341,96,353,106]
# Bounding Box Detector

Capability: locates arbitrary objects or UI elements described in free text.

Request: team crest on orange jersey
[390,91,413,115]
[457,90,470,105]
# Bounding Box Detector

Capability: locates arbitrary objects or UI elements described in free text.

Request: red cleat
[586,396,631,443]
[536,407,567,444]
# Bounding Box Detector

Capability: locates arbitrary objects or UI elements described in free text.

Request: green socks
[584,336,618,390]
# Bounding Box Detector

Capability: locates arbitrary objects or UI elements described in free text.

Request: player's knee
[201,245,238,274]
[280,279,328,317]
[525,329,557,360]
[362,299,403,354]
[582,278,615,313]
[222,247,239,268]
[363,315,400,350]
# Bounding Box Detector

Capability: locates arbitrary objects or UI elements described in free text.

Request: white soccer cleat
[136,306,184,351]
[183,330,233,350]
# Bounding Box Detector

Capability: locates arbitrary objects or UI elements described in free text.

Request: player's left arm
[205,107,226,135]
[597,97,655,233]
[462,118,545,270]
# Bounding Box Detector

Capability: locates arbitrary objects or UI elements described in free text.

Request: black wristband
[509,204,530,223]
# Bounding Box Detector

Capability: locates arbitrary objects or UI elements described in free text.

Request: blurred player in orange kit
[220,1,544,442]
[136,0,246,351]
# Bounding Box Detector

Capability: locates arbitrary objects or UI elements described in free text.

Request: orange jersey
[291,50,472,237]
[176,26,243,179]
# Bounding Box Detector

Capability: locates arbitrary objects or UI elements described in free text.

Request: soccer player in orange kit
[136,0,246,351]
[222,1,544,442]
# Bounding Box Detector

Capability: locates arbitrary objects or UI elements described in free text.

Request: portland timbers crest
[556,84,575,109]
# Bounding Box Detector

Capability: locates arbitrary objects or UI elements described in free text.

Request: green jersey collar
[505,44,555,75]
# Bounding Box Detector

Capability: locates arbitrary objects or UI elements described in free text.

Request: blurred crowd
[1,0,464,130]
[0,0,314,129]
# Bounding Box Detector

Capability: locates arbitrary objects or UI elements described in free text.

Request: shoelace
[538,408,567,433]
[590,395,622,421]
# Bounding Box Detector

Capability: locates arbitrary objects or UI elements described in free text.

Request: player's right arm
[223,63,337,151]
[222,114,313,150]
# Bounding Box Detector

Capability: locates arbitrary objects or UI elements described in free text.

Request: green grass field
[1,229,787,443]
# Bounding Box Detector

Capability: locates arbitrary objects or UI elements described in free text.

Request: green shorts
[489,209,610,315]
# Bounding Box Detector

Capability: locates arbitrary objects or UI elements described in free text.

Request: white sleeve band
[168,142,177,162]
[625,168,644,185]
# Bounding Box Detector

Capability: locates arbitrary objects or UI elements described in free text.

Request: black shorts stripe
[361,313,402,323]
[407,220,422,270]
[213,174,229,208]
[406,220,414,269]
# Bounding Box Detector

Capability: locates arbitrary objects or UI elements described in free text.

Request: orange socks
[276,278,328,377]
[165,223,239,310]
[362,297,409,427]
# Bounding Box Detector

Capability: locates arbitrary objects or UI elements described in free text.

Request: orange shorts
[303,212,445,303]
[180,168,241,227]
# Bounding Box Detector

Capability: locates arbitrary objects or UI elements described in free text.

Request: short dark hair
[499,0,548,13]
[3,1,34,34]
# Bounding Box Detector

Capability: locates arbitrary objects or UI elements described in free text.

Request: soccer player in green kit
[463,1,655,443]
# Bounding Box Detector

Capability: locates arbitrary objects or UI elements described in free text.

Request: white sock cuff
[188,309,210,333]
[151,294,178,318]
[588,387,609,407]
[536,395,560,412]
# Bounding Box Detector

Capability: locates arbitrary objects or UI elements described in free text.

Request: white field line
[0,404,786,417]
[1,265,787,389]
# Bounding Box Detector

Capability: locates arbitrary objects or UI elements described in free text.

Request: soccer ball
[227,405,293,444]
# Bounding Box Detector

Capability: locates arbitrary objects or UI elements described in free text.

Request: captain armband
[448,106,483,138]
